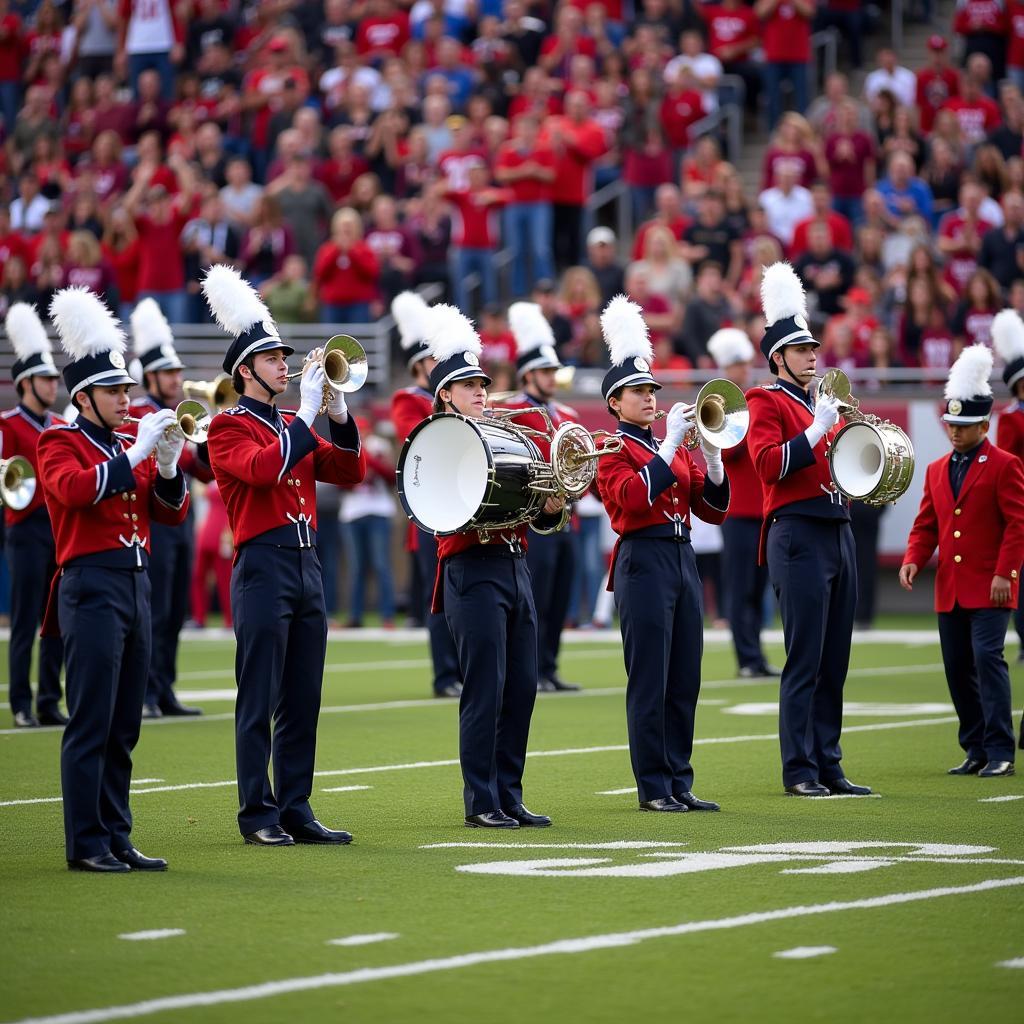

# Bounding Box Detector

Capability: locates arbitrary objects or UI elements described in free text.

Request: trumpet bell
[817,367,853,407]
[692,379,749,450]
[176,400,212,444]
[323,335,368,394]
[550,423,598,498]
[0,455,35,510]
[183,373,238,411]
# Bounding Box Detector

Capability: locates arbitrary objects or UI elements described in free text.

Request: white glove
[327,387,348,422]
[805,393,841,448]
[297,362,326,427]
[155,429,186,478]
[658,402,695,465]
[126,408,176,468]
[701,440,724,485]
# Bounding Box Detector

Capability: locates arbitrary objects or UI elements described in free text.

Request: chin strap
[27,378,50,413]
[244,357,277,404]
[83,386,120,434]
[780,351,810,395]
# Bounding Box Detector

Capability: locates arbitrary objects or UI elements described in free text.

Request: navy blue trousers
[615,536,704,801]
[1014,565,1024,650]
[231,544,328,835]
[444,549,539,816]
[937,606,1015,763]
[59,567,150,860]
[720,517,768,672]
[526,526,575,681]
[145,520,192,705]
[414,530,461,694]
[767,517,856,787]
[6,515,63,716]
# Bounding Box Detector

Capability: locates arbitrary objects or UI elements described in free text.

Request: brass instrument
[124,399,212,444]
[287,335,368,414]
[183,373,238,411]
[683,379,749,451]
[0,456,35,510]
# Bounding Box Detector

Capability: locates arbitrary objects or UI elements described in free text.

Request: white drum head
[402,417,489,533]
[830,422,884,498]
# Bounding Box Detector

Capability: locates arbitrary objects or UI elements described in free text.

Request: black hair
[607,385,622,419]
[232,366,247,395]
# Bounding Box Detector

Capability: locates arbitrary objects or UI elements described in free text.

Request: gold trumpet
[0,456,35,510]
[183,373,238,412]
[124,400,212,444]
[815,367,860,416]
[287,335,368,415]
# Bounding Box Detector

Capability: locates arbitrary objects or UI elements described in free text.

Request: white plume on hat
[49,287,126,359]
[945,344,993,401]
[992,308,1024,364]
[761,262,807,328]
[5,303,53,360]
[601,295,653,366]
[392,291,434,351]
[508,301,555,356]
[707,327,755,369]
[426,303,481,363]
[130,297,174,356]
[202,264,274,338]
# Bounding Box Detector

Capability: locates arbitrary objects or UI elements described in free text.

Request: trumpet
[124,399,212,444]
[653,380,749,449]
[0,455,35,510]
[286,335,368,415]
[815,367,859,416]
[183,373,238,412]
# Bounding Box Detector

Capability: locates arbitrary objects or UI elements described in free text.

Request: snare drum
[827,419,915,506]
[397,413,547,534]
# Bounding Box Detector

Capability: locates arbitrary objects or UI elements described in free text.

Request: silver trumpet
[0,456,35,510]
[287,335,368,414]
[681,379,750,451]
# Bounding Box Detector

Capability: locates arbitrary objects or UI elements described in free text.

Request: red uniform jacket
[722,437,764,520]
[996,402,1024,463]
[596,422,730,589]
[905,439,1024,612]
[206,397,365,553]
[130,394,215,485]
[391,385,434,552]
[746,380,848,563]
[0,405,64,526]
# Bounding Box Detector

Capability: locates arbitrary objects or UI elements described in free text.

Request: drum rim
[827,419,914,504]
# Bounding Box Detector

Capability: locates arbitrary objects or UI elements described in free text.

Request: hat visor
[23,367,61,380]
[942,414,989,424]
[252,339,295,359]
[435,365,492,394]
[146,356,187,372]
[83,370,137,391]
[603,370,662,400]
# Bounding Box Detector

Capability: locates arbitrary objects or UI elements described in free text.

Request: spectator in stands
[678,261,735,368]
[531,277,573,352]
[699,0,761,113]
[922,137,965,227]
[631,223,691,308]
[632,183,691,259]
[737,234,782,316]
[973,144,1010,202]
[478,304,516,369]
[312,206,379,323]
[988,89,1024,162]
[622,123,674,224]
[952,266,1002,349]
[364,193,420,304]
[1009,4,1024,96]
[681,136,727,204]
[825,101,876,226]
[406,186,452,295]
[557,266,604,364]
[760,112,824,192]
[807,71,873,138]
[64,229,118,308]
[239,194,293,287]
[71,0,119,81]
[899,273,954,369]
[265,152,333,269]
[261,253,315,324]
[864,48,916,109]
[979,189,1024,292]
[101,204,139,321]
[0,0,23,133]
[625,262,680,367]
[953,0,1008,83]
[917,35,960,135]
[495,113,555,298]
[880,104,926,174]
[7,85,58,177]
[659,64,706,165]
[584,226,625,304]
[721,169,753,235]
[876,152,934,228]
[665,29,722,114]
[754,0,814,129]
[117,0,182,100]
[758,161,813,251]
[181,189,242,321]
[796,221,856,326]
[791,182,854,257]
[815,0,866,71]
[941,64,1001,147]
[824,285,879,360]
[9,172,49,235]
[220,157,263,231]
[938,179,995,295]
[682,190,743,286]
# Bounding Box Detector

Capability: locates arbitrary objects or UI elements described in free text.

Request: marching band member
[993,309,1024,675]
[428,304,563,829]
[129,298,211,718]
[596,295,729,813]
[38,287,189,872]
[901,338,1024,778]
[746,263,872,797]
[503,301,580,693]
[707,327,776,680]
[1,304,66,728]
[389,291,462,699]
[202,265,365,848]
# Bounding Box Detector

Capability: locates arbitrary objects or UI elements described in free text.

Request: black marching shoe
[465,811,520,828]
[158,697,202,717]
[739,664,780,679]
[639,797,688,812]
[503,803,551,827]
[13,710,39,728]
[113,847,168,871]
[785,781,829,797]
[948,758,985,776]
[674,792,721,811]
[979,761,1015,778]
[824,777,873,796]
[288,819,353,844]
[244,825,295,846]
[434,683,463,699]
[37,708,69,727]
[68,852,131,873]
[141,702,162,720]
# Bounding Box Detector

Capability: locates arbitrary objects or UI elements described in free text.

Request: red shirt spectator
[317,152,370,205]
[136,205,188,291]
[790,211,854,257]
[444,182,512,249]
[824,126,875,200]
[313,238,379,306]
[243,42,310,151]
[701,3,761,62]
[0,221,27,274]
[0,4,24,84]
[480,326,516,366]
[953,0,1008,34]
[355,1,410,59]
[623,132,674,190]
[939,209,995,294]
[564,0,623,21]
[1010,2,1024,72]
[758,1,812,64]
[437,146,490,191]
[941,90,1001,146]
[539,95,607,207]
[916,38,960,134]
[632,214,691,260]
[494,134,556,204]
[760,146,818,191]
[659,82,705,151]
[103,237,141,304]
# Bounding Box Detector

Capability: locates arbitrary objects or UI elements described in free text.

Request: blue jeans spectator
[832,196,864,227]
[449,247,497,314]
[316,512,341,617]
[321,302,371,324]
[762,61,809,130]
[0,81,20,133]
[343,515,395,624]
[128,51,176,100]
[567,516,605,626]
[139,289,189,325]
[504,201,553,298]
[630,185,658,226]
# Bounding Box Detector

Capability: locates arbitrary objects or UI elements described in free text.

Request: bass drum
[827,419,915,506]
[396,413,546,535]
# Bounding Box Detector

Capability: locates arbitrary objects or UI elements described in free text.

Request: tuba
[817,368,915,506]
[0,456,35,510]
[183,373,238,412]
[287,335,368,414]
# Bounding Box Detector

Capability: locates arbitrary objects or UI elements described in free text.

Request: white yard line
[773,946,837,959]
[326,933,398,947]
[7,877,1023,1024]
[998,957,1024,968]
[117,930,185,942]
[979,795,1024,804]
[321,786,373,794]
[0,716,962,809]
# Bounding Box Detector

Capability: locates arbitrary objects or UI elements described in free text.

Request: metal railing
[811,28,840,85]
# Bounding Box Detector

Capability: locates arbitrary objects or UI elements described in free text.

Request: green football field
[1,627,1023,1024]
